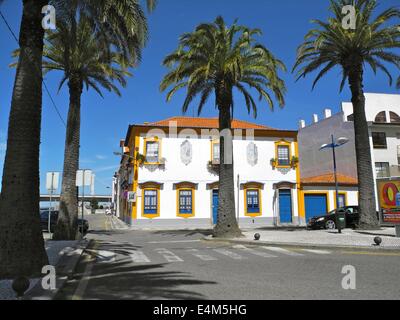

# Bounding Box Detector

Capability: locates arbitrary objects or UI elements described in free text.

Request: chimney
[312,114,319,124]
[324,108,332,119]
[299,120,306,129]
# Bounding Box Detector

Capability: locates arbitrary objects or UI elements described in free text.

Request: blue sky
[1,0,399,195]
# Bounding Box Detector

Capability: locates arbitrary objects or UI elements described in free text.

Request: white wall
[342,93,400,122]
[341,93,400,210]
[135,133,299,222]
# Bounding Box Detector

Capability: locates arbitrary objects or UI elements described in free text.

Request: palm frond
[160,16,286,118]
[293,0,400,92]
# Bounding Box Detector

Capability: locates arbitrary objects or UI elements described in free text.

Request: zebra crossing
[94,244,332,264]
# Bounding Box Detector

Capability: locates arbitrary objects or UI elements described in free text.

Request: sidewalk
[0,239,88,300]
[205,227,400,250]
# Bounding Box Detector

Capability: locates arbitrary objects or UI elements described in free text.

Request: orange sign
[377,180,400,224]
[378,180,400,209]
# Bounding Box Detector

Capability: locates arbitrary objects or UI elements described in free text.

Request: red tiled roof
[301,173,358,186]
[143,117,275,130]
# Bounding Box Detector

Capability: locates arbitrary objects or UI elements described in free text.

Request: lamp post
[320,135,349,234]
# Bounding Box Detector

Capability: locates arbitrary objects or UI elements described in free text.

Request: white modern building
[117,117,304,228]
[298,92,400,216]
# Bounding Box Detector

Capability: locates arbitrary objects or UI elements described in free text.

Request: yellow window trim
[131,132,140,220]
[303,191,331,213]
[176,187,195,218]
[143,136,162,165]
[142,187,160,219]
[244,187,263,217]
[275,140,292,168]
[334,191,348,208]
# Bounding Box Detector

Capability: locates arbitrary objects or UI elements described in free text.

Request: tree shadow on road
[86,230,127,237]
[150,229,214,238]
[56,241,217,300]
[61,261,216,300]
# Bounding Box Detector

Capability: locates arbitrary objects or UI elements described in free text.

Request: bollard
[12,276,30,299]
[254,233,261,241]
[373,236,382,246]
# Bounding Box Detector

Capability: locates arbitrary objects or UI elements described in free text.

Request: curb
[202,236,400,252]
[23,239,92,300]
[110,215,129,230]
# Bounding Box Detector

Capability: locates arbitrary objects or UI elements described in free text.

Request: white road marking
[186,249,218,261]
[130,250,151,263]
[155,248,184,262]
[301,249,331,255]
[72,259,94,300]
[213,248,246,260]
[72,244,99,300]
[261,247,304,257]
[232,245,277,258]
[95,250,116,263]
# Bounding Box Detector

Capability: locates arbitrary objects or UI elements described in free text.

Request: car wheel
[325,220,336,230]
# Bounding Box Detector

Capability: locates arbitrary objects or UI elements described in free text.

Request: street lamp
[320,135,349,234]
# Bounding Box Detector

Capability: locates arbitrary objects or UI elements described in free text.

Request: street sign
[127,191,137,203]
[76,170,92,187]
[46,172,59,192]
[46,172,59,238]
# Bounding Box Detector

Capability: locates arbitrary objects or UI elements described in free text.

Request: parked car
[40,210,89,234]
[307,206,379,230]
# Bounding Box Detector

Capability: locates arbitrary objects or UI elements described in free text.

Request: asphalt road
[55,214,400,300]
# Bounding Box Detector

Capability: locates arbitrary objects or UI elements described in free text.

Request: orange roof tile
[301,173,358,186]
[144,116,275,130]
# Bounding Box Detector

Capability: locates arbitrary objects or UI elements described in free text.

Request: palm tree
[0,0,155,277]
[160,16,286,238]
[293,0,400,229]
[43,17,132,239]
[0,0,49,279]
[53,1,155,240]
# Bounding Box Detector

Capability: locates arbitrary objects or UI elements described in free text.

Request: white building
[342,93,400,208]
[299,92,400,216]
[118,117,304,228]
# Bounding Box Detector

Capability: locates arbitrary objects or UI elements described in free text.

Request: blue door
[305,194,328,222]
[212,190,219,224]
[279,190,292,223]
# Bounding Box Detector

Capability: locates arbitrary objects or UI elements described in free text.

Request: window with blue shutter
[179,190,192,214]
[144,190,157,214]
[247,189,260,213]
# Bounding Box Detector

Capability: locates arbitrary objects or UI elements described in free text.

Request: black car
[40,210,89,234]
[307,206,361,230]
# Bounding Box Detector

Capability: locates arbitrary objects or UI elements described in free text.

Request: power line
[0,9,67,128]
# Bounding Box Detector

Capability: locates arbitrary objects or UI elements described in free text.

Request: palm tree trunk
[348,64,379,229]
[213,85,242,238]
[0,0,49,278]
[53,78,82,240]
